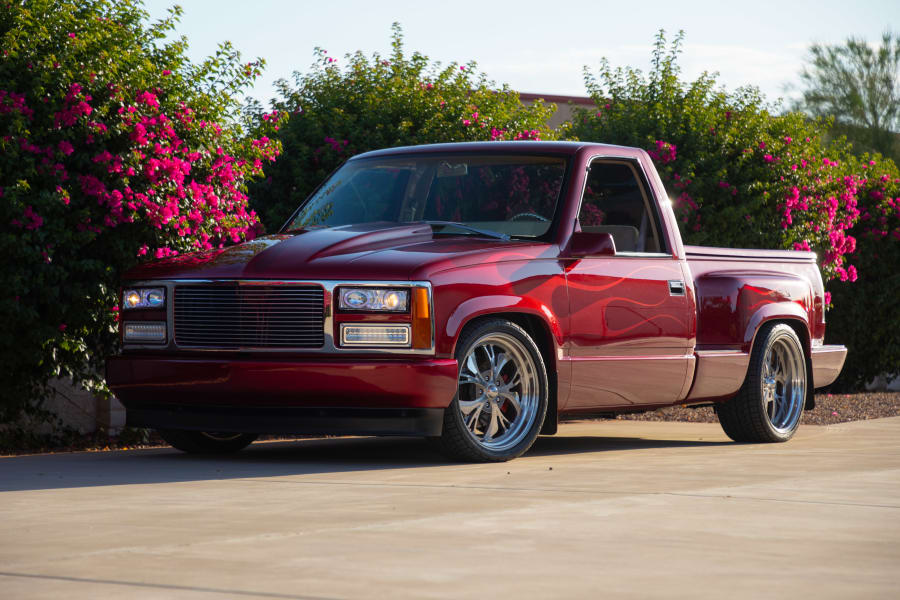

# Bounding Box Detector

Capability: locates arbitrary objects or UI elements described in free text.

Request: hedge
[0,0,283,421]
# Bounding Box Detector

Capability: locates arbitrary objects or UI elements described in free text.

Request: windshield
[285,154,568,238]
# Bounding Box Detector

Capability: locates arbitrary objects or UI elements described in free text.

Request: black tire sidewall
[158,429,257,453]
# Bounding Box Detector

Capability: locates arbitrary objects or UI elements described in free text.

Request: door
[566,159,692,409]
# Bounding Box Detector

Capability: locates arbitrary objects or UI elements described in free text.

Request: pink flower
[135,91,159,108]
[59,324,67,331]
[162,69,172,76]
[67,33,76,39]
[58,140,74,155]
[824,291,832,305]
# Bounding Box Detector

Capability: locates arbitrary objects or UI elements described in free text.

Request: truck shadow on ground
[0,432,735,493]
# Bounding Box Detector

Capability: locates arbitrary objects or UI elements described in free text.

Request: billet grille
[174,285,325,349]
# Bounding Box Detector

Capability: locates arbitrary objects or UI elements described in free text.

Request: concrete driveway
[1,417,898,599]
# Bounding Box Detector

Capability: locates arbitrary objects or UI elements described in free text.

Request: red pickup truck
[106,141,847,461]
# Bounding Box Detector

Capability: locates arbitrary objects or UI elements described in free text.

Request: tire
[435,318,548,462]
[715,323,807,442]
[158,429,257,454]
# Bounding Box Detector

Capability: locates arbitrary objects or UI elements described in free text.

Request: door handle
[668,280,685,296]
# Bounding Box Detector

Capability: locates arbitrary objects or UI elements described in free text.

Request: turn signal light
[411,287,431,349]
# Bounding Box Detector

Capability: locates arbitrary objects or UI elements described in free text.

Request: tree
[796,32,900,160]
[248,24,557,231]
[0,0,283,424]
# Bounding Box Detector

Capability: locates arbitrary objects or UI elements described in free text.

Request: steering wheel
[510,212,549,222]
[345,180,370,222]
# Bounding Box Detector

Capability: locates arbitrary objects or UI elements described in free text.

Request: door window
[578,161,665,254]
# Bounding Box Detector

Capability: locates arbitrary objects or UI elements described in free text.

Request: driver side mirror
[566,231,616,258]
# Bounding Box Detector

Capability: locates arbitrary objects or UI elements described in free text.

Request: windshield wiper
[423,221,510,241]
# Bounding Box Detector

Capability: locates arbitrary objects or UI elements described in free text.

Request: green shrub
[825,156,900,389]
[567,31,861,285]
[249,24,557,231]
[0,0,284,421]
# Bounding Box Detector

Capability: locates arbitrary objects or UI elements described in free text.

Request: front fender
[445,294,565,355]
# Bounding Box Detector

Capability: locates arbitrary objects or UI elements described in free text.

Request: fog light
[123,321,167,344]
[340,324,410,347]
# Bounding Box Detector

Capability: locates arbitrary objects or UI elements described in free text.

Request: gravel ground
[617,392,900,425]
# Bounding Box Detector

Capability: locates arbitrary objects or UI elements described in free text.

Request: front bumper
[811,345,848,388]
[106,355,458,436]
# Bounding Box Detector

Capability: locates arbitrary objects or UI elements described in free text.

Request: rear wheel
[715,323,807,442]
[158,430,257,454]
[435,319,548,462]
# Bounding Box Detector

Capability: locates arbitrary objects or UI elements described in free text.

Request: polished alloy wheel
[761,337,806,433]
[715,322,808,443]
[456,332,540,452]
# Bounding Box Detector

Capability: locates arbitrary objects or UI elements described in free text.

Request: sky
[143,0,899,108]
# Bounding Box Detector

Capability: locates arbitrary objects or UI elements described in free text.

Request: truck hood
[124,223,556,282]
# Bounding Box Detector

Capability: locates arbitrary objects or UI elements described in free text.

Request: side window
[578,161,665,254]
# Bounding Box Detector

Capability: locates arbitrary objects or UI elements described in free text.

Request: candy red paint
[107,142,846,436]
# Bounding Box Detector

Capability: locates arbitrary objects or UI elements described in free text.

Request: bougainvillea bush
[249,24,557,231]
[568,31,861,285]
[0,0,284,420]
[825,156,900,389]
[568,31,900,387]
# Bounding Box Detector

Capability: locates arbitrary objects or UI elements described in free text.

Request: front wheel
[158,430,257,454]
[435,319,548,462]
[715,323,807,442]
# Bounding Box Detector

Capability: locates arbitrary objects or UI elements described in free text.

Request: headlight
[339,287,408,312]
[122,287,165,310]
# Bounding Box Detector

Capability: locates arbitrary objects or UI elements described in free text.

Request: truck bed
[684,244,817,263]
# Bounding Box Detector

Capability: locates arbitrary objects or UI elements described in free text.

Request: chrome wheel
[715,322,807,443]
[457,332,540,452]
[761,337,805,433]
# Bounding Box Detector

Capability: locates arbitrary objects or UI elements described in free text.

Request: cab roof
[353,140,645,159]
